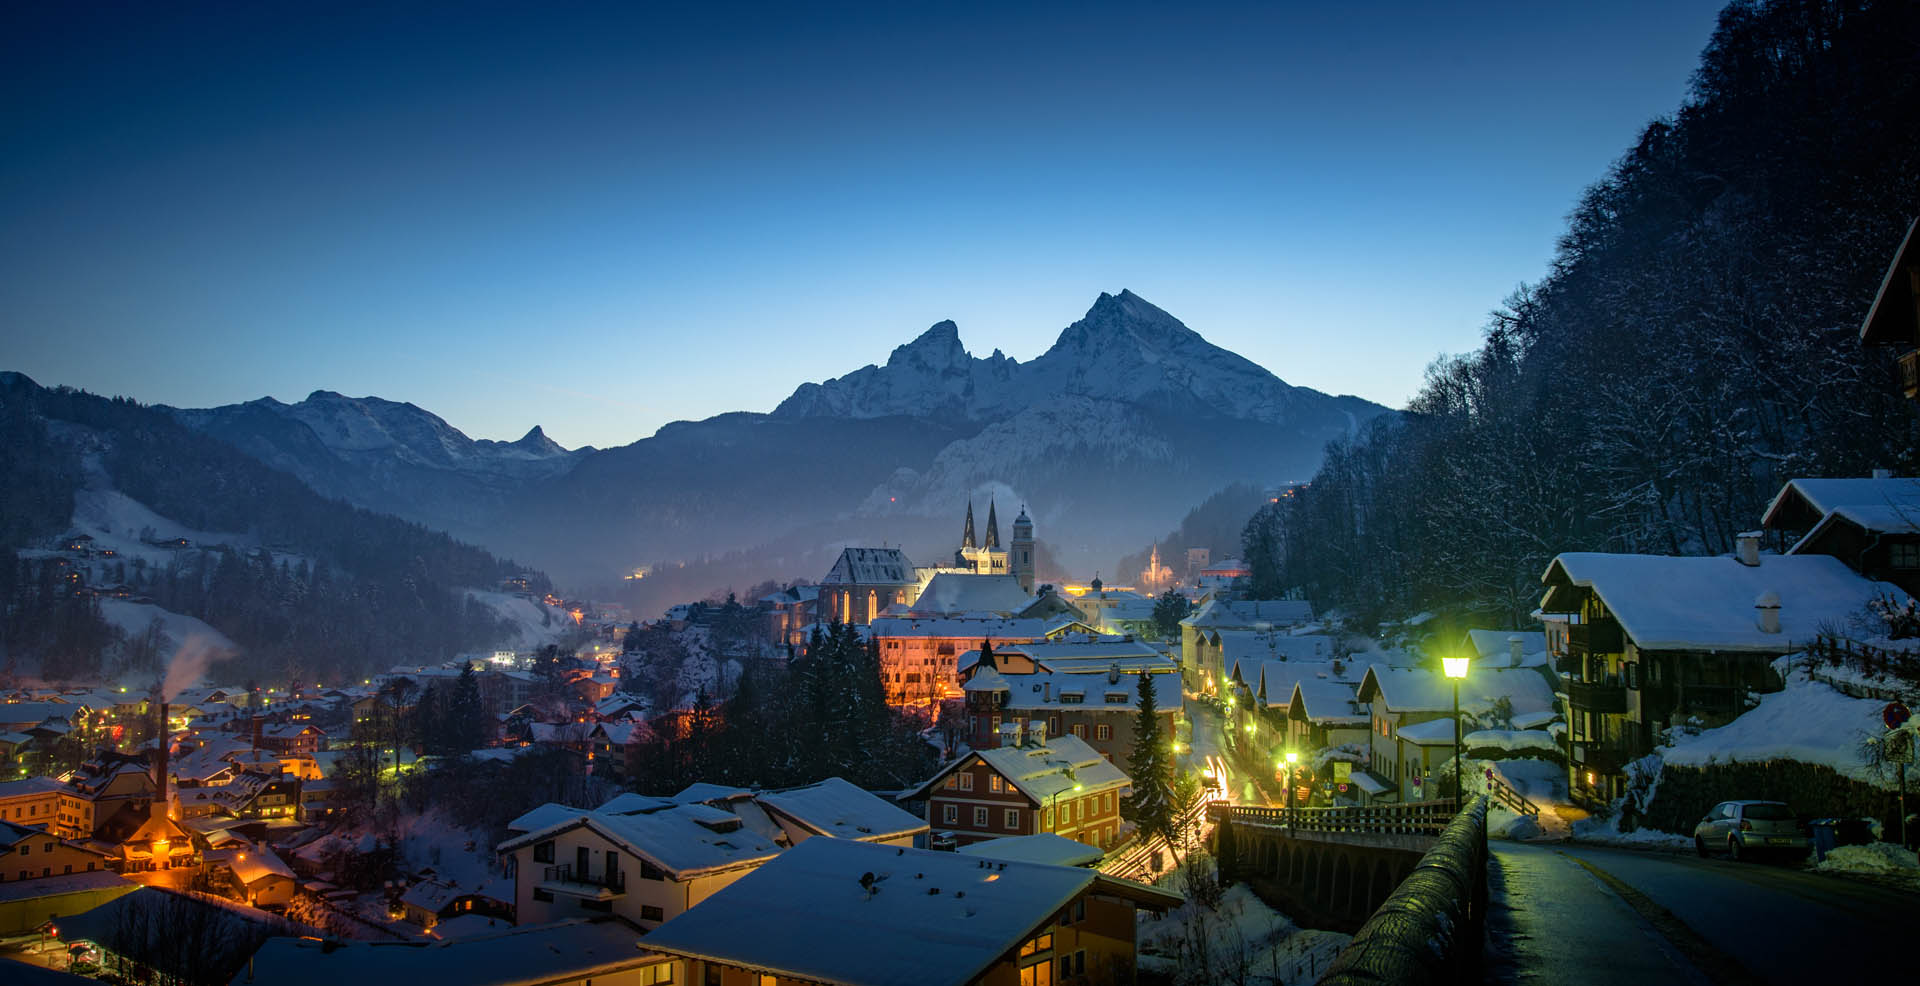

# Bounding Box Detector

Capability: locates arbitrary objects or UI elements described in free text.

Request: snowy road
[1486,841,1915,985]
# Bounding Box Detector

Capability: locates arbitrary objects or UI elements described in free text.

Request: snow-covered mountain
[163,291,1388,597]
[777,290,1365,427]
[168,391,588,535]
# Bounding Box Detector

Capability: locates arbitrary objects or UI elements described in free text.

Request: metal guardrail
[1315,795,1490,986]
[1211,798,1461,838]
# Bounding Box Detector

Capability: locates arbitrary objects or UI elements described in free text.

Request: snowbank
[1465,729,1559,754]
[1136,860,1349,986]
[1812,842,1919,878]
[1660,667,1887,785]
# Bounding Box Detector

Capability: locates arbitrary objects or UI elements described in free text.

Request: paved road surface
[1486,841,1915,985]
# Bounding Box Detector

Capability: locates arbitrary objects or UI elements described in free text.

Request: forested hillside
[1246,0,1920,627]
[0,373,546,683]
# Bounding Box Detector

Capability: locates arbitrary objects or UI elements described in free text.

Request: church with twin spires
[953,500,1035,594]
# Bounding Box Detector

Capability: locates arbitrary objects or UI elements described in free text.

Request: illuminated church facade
[953,500,1035,594]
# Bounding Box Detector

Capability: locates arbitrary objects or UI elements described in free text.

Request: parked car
[67,940,102,973]
[1693,800,1810,861]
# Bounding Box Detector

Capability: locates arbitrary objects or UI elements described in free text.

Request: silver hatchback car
[1693,800,1809,860]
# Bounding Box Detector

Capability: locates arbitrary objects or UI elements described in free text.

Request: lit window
[959,773,974,791]
[944,804,958,824]
[1096,724,1111,741]
[989,775,1003,794]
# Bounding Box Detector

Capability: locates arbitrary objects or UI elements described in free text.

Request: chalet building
[1284,680,1371,803]
[1538,540,1908,801]
[870,616,1051,706]
[960,664,1179,767]
[241,918,675,986]
[497,777,924,932]
[398,877,512,930]
[818,547,920,626]
[1761,474,1920,598]
[206,843,297,908]
[1228,656,1354,750]
[1255,661,1364,751]
[0,777,94,840]
[640,837,1181,986]
[1357,664,1555,804]
[960,638,1174,679]
[1859,215,1920,398]
[256,722,327,757]
[909,728,1130,849]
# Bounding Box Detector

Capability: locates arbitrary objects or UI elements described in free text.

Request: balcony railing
[1566,676,1627,714]
[542,863,626,892]
[1567,621,1624,656]
[1572,743,1627,774]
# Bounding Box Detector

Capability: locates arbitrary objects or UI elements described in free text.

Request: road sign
[1338,783,1349,793]
[1333,761,1351,782]
[1887,701,1912,731]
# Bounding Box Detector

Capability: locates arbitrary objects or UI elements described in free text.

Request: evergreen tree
[1122,670,1173,851]
[449,662,486,752]
[1150,590,1191,641]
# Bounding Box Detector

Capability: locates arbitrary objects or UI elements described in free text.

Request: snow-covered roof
[753,777,927,843]
[1761,476,1920,532]
[241,919,666,986]
[496,800,783,879]
[505,802,587,834]
[639,838,1179,986]
[868,616,1049,640]
[1181,598,1314,630]
[1540,552,1910,653]
[973,670,1180,713]
[400,878,464,911]
[990,638,1162,666]
[1212,630,1335,666]
[1356,663,1554,717]
[1464,629,1547,668]
[910,574,1034,617]
[669,782,752,804]
[1253,661,1353,708]
[211,845,295,886]
[1288,678,1368,725]
[821,547,917,585]
[955,832,1104,867]
[1395,718,1460,746]
[912,733,1129,804]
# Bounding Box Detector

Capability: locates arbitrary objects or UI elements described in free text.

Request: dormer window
[1104,693,1127,704]
[1059,693,1084,704]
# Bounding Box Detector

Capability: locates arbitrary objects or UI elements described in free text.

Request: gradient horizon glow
[2,1,1726,449]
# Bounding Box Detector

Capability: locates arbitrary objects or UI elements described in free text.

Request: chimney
[1507,635,1525,669]
[150,700,170,821]
[1107,662,1121,685]
[1027,720,1046,747]
[1043,680,1052,702]
[1873,468,1893,480]
[1735,531,1762,567]
[998,721,1020,749]
[1755,591,1781,634]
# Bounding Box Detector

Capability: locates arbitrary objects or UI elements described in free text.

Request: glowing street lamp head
[1285,751,1298,765]
[1441,656,1470,679]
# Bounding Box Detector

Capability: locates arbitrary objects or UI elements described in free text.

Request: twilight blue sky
[2,1,1726,450]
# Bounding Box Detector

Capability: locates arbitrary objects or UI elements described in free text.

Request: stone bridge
[1211,799,1462,933]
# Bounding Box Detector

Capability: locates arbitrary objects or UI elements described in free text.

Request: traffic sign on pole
[1886,700,1911,731]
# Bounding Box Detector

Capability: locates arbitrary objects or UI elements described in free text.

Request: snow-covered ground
[1136,858,1350,985]
[99,598,235,652]
[1812,842,1920,884]
[1660,663,1891,786]
[463,590,571,650]
[1460,757,1577,841]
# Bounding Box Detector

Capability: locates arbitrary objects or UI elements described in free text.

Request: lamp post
[1047,783,1084,835]
[1442,656,1470,805]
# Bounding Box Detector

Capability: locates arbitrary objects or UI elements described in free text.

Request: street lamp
[1047,783,1084,834]
[1441,656,1470,804]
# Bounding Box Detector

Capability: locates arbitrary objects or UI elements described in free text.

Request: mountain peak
[888,319,969,370]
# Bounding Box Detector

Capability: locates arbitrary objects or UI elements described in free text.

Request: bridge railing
[1210,798,1461,838]
[1315,795,1490,986]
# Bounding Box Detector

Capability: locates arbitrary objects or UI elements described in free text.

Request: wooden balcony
[1566,676,1627,714]
[540,863,626,899]
[1567,620,1624,656]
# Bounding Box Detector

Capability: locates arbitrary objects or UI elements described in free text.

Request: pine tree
[1122,670,1172,850]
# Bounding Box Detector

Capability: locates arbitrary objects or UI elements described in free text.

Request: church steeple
[985,500,1000,549]
[962,502,976,550]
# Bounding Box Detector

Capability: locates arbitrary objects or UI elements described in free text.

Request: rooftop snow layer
[241,918,661,986]
[911,573,1034,617]
[1542,552,1910,652]
[956,832,1104,867]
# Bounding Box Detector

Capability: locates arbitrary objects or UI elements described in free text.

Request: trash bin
[1834,817,1874,847]
[1809,818,1838,862]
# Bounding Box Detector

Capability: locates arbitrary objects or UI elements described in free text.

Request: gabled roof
[1254,661,1356,709]
[1288,678,1368,725]
[911,574,1034,617]
[821,547,916,586]
[753,777,926,843]
[1356,663,1554,717]
[1761,476,1920,534]
[1860,216,1920,345]
[975,670,1180,714]
[956,832,1104,867]
[909,733,1129,804]
[1180,598,1314,630]
[241,919,661,986]
[1464,629,1548,669]
[495,802,782,880]
[638,838,1180,986]
[1539,552,1910,653]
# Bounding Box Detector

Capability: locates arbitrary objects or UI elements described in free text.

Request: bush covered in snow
[1639,759,1901,836]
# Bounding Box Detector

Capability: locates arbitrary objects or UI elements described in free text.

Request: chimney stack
[1108,663,1121,685]
[1756,591,1782,634]
[1027,720,1046,748]
[1507,635,1525,668]
[1735,531,1762,567]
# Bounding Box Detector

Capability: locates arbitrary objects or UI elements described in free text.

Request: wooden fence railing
[1211,798,1461,838]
